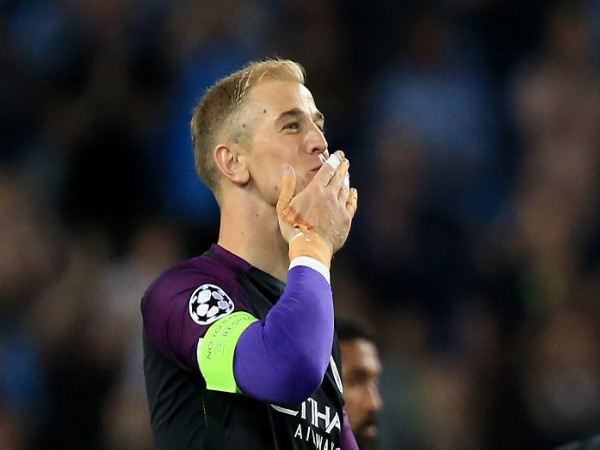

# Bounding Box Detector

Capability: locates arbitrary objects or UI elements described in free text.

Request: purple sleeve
[341,410,360,450]
[233,265,334,405]
[141,264,251,373]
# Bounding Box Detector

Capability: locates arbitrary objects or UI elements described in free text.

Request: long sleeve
[234,264,334,405]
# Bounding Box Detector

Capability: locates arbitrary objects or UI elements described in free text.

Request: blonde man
[142,59,359,449]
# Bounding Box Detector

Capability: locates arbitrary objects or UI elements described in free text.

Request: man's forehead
[246,79,319,115]
[341,339,382,372]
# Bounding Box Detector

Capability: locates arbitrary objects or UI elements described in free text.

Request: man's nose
[305,124,328,157]
[367,385,383,412]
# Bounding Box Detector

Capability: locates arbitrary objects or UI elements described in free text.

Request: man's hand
[276,151,358,267]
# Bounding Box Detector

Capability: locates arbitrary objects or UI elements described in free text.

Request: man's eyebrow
[313,110,325,123]
[276,108,325,124]
[347,367,382,378]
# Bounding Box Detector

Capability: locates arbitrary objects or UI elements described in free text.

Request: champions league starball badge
[189,284,234,325]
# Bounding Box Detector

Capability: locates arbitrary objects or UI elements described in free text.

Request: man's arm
[233,261,333,405]
[194,152,357,405]
[233,152,357,404]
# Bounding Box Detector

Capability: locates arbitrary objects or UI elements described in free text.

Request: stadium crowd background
[2,0,600,449]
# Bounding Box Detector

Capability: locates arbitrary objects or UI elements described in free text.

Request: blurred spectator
[337,316,383,450]
[516,307,600,449]
[0,169,61,449]
[416,357,484,450]
[27,229,113,450]
[356,3,507,338]
[25,221,184,450]
[369,3,501,226]
[99,223,184,450]
[510,0,600,314]
[355,114,474,336]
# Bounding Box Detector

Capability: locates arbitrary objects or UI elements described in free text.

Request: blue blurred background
[2,0,600,449]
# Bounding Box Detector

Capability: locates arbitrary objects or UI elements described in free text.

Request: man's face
[241,79,329,204]
[341,338,383,450]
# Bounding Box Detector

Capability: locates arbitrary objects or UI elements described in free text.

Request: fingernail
[282,164,292,175]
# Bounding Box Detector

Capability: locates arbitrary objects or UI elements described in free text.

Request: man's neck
[217,194,289,283]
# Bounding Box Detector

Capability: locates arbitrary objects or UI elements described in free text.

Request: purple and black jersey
[141,244,348,450]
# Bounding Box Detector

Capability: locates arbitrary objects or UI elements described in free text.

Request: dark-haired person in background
[337,317,383,450]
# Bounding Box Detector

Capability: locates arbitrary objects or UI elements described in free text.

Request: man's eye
[284,122,299,130]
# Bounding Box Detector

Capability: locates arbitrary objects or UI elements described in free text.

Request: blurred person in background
[356,2,505,343]
[99,223,184,450]
[141,59,359,449]
[336,316,383,450]
[510,0,600,313]
[513,306,600,450]
[0,170,57,450]
[28,228,115,450]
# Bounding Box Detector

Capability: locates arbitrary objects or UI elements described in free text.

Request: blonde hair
[190,59,305,195]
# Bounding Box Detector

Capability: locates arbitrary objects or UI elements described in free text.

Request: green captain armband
[198,311,258,393]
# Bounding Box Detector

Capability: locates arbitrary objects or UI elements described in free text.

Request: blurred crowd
[2,0,600,449]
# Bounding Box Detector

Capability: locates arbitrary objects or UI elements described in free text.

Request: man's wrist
[289,256,331,283]
[288,230,333,269]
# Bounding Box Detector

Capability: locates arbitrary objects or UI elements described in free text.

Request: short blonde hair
[190,59,305,195]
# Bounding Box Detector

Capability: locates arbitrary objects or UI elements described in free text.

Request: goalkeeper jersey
[142,244,345,450]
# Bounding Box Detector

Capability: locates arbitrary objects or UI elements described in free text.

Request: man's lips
[357,415,379,438]
[310,154,329,173]
[362,423,378,437]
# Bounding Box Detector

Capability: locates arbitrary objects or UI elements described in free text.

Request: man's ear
[214,143,250,185]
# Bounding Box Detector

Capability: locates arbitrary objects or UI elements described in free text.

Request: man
[337,317,383,450]
[141,59,359,449]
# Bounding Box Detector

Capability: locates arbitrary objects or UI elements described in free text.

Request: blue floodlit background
[2,1,600,449]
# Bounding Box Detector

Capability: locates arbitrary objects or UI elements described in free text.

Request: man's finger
[276,164,296,217]
[312,151,344,187]
[346,188,358,218]
[337,165,351,203]
[328,158,349,194]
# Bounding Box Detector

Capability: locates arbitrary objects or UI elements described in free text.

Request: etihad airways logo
[271,398,341,434]
[271,398,341,450]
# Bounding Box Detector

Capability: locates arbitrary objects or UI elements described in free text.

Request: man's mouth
[357,416,378,438]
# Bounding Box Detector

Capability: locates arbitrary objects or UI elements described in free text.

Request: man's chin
[355,427,379,450]
[356,435,379,450]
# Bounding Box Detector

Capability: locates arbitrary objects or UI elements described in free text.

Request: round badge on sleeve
[188,284,234,325]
